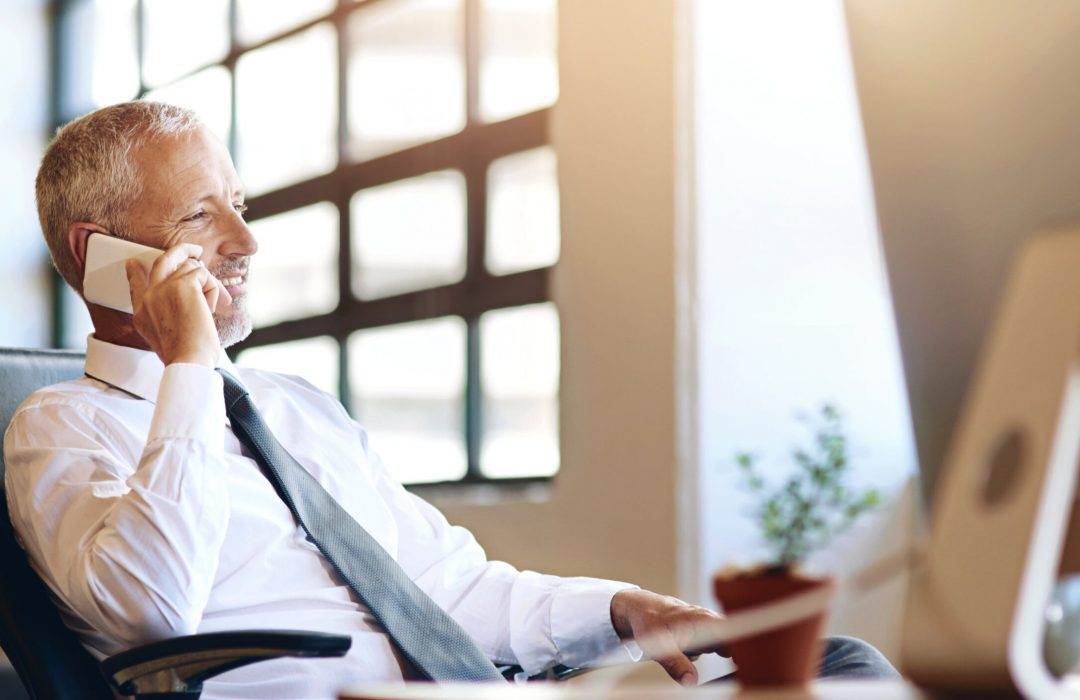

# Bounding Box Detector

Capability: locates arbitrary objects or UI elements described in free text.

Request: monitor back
[844,0,1080,504]
[846,2,1080,695]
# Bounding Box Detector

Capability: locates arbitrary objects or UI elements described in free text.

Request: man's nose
[221,213,258,257]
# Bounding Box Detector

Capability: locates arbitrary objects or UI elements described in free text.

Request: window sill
[407,478,553,507]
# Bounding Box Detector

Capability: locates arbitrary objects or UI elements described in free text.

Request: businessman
[5,102,894,699]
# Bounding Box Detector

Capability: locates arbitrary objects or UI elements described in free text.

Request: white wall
[0,0,51,348]
[690,0,917,657]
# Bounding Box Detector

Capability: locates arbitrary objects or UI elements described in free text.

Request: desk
[340,680,925,700]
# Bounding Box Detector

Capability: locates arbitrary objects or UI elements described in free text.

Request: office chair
[0,347,350,700]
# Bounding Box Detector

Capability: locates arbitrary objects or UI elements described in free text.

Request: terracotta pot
[713,570,832,688]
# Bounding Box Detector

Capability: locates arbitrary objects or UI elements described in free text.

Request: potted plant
[714,404,880,687]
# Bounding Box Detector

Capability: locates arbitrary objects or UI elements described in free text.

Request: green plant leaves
[733,404,880,567]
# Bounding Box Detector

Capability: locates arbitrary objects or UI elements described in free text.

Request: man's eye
[234,203,249,217]
[185,211,207,222]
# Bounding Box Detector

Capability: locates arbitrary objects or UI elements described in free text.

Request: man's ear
[66,222,109,286]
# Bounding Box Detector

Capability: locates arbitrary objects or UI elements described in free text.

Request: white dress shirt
[4,336,637,699]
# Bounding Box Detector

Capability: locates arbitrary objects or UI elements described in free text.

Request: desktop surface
[340,679,925,700]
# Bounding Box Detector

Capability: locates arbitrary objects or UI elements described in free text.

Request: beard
[214,294,252,349]
[211,257,253,349]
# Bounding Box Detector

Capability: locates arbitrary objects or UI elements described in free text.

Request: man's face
[124,126,257,347]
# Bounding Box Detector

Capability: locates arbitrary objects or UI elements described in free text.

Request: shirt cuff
[148,363,225,444]
[550,577,640,669]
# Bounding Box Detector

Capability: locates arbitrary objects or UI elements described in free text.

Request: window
[54,0,561,485]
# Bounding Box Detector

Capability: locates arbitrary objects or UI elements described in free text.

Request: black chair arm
[498,664,587,682]
[100,630,351,699]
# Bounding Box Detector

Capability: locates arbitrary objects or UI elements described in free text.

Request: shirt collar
[84,334,237,404]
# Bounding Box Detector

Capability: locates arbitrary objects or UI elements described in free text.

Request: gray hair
[35,101,201,293]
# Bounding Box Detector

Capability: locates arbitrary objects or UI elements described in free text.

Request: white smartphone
[83,233,163,314]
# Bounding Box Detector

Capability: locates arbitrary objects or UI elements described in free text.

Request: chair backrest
[0,348,114,700]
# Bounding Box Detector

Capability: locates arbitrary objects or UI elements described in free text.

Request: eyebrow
[172,188,245,221]
[190,188,246,207]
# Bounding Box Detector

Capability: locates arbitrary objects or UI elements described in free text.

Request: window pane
[92,0,139,106]
[236,23,337,195]
[486,147,560,275]
[142,0,229,87]
[236,336,339,398]
[237,0,336,45]
[246,202,339,327]
[480,303,559,478]
[61,0,139,114]
[479,0,558,122]
[351,171,466,299]
[144,67,231,146]
[347,0,465,160]
[348,318,467,484]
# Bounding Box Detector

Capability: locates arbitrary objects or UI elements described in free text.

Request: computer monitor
[846,0,1080,505]
[846,1,1080,696]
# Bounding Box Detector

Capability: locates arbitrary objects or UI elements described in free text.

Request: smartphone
[83,233,163,314]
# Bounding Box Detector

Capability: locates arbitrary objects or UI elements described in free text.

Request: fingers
[641,629,700,686]
[144,242,231,309]
[148,243,204,285]
[656,652,698,687]
[610,589,729,685]
[125,259,149,310]
[174,261,232,312]
[684,614,733,657]
[206,268,232,307]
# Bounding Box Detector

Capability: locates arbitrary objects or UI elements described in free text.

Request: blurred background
[1,0,916,669]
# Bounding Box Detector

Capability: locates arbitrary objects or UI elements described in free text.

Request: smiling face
[124,125,257,347]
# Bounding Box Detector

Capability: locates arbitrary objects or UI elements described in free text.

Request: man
[6,102,894,698]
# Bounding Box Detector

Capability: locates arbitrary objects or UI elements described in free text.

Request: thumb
[656,653,698,687]
[125,259,148,310]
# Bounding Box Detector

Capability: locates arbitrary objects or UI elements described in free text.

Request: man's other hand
[610,589,727,686]
[126,243,231,368]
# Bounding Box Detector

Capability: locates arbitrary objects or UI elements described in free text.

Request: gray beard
[215,297,253,349]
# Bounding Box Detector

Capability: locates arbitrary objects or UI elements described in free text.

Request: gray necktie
[218,369,504,682]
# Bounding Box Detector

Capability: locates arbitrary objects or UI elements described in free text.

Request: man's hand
[126,243,231,368]
[610,589,727,687]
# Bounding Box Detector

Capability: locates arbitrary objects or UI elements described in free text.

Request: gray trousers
[710,635,900,683]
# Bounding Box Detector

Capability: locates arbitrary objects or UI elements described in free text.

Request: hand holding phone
[83,233,230,366]
[83,233,165,314]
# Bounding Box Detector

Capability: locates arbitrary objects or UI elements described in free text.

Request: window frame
[50,0,559,487]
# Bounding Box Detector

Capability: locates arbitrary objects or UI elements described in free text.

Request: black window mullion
[335,183,352,400]
[227,0,238,49]
[226,0,239,157]
[236,267,548,348]
[135,0,146,95]
[465,0,480,124]
[337,330,352,414]
[462,155,487,478]
[463,157,488,287]
[465,317,482,478]
[243,109,549,221]
[334,3,349,161]
[335,0,351,409]
[49,0,72,348]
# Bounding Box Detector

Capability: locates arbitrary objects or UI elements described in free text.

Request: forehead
[130,126,241,201]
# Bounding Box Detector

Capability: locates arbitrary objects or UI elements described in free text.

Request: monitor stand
[903,227,1080,698]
